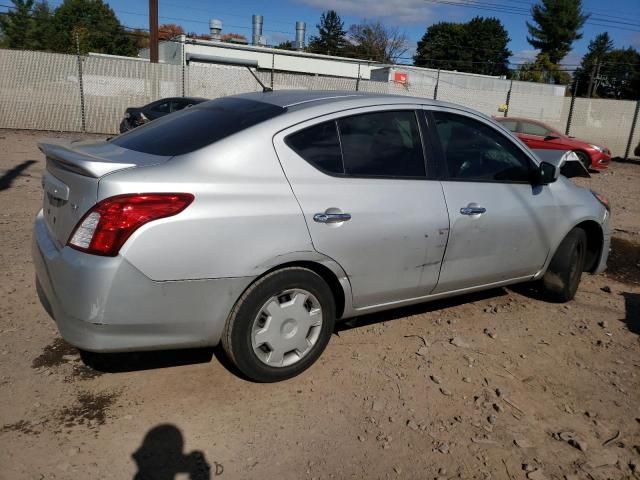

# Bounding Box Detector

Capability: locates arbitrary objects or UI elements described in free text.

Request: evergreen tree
[527,0,589,64]
[0,0,35,49]
[50,0,136,56]
[307,10,347,56]
[414,17,511,75]
[574,32,614,96]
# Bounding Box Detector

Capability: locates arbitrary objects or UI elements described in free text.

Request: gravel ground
[1,129,639,480]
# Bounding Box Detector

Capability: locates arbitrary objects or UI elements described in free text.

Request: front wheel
[221,267,336,382]
[541,228,587,302]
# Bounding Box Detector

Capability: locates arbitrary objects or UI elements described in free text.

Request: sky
[15,0,640,68]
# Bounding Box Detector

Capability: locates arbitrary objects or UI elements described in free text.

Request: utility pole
[149,0,159,63]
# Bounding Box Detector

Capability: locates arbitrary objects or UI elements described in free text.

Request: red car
[495,117,611,170]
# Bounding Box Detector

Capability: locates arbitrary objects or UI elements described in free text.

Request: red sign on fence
[394,72,408,85]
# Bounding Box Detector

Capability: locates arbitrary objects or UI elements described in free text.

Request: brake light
[68,193,194,256]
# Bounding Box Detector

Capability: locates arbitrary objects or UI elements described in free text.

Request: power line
[423,0,640,32]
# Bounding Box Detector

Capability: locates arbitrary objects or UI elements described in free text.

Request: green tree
[30,1,54,49]
[594,48,640,99]
[307,10,347,56]
[513,52,571,84]
[527,0,589,64]
[0,0,35,49]
[574,32,614,97]
[346,20,407,63]
[414,17,511,75]
[50,0,136,55]
[0,0,54,50]
[275,40,295,50]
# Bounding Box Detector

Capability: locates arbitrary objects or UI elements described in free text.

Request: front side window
[433,111,532,182]
[520,121,550,137]
[337,111,426,177]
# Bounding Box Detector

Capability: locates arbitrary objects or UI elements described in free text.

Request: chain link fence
[1,48,638,158]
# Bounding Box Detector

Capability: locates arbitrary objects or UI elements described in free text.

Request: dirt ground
[0,128,639,480]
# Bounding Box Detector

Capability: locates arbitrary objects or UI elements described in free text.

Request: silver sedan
[32,91,610,382]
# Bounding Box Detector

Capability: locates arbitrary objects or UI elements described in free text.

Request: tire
[221,267,336,382]
[542,228,587,303]
[575,151,592,171]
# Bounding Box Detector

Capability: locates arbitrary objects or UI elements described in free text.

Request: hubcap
[251,289,323,367]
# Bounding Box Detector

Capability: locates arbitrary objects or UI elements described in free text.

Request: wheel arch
[572,220,604,272]
[240,254,352,320]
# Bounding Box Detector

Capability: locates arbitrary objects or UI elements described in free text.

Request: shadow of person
[621,292,640,336]
[0,159,36,191]
[133,424,213,480]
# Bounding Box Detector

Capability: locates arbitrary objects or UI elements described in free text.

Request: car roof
[223,89,463,112]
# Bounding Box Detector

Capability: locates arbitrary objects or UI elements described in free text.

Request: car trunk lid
[39,139,171,248]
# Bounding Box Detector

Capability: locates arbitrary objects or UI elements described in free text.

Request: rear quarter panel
[97,124,314,281]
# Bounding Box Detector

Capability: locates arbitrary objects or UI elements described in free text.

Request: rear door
[273,106,450,308]
[427,109,558,293]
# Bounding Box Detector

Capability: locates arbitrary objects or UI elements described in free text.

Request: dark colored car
[119,97,207,133]
[494,117,611,170]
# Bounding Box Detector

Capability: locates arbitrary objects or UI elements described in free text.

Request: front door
[273,107,450,308]
[518,120,565,151]
[428,110,558,293]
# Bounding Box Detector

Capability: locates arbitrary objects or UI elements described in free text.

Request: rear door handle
[460,206,486,216]
[313,213,352,223]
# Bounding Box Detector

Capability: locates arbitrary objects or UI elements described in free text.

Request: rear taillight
[68,193,194,256]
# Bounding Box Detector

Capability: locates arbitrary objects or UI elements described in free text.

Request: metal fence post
[433,69,440,100]
[75,32,86,133]
[623,100,640,160]
[504,79,513,118]
[271,53,275,90]
[181,37,186,97]
[355,63,361,91]
[565,79,578,136]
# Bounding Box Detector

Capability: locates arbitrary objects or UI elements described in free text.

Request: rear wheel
[575,151,592,171]
[541,228,587,302]
[221,267,336,382]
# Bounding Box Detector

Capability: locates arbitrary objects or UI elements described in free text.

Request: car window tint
[337,111,426,177]
[112,97,286,156]
[520,121,549,137]
[170,100,187,112]
[285,121,343,174]
[499,120,518,132]
[151,101,170,113]
[433,111,532,182]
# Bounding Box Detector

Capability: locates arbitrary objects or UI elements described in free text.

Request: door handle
[460,206,486,216]
[313,213,352,223]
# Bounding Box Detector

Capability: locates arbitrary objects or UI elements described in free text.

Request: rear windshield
[112,97,286,156]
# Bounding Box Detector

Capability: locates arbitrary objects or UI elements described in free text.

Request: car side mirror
[533,161,559,185]
[544,135,560,141]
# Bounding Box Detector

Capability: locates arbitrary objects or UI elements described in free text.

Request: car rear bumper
[32,210,252,352]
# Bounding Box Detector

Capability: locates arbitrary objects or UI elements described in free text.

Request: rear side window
[433,111,532,182]
[286,110,426,178]
[285,121,343,174]
[150,101,170,113]
[338,111,425,177]
[112,97,286,156]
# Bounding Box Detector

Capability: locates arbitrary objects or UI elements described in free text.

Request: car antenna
[245,66,273,93]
